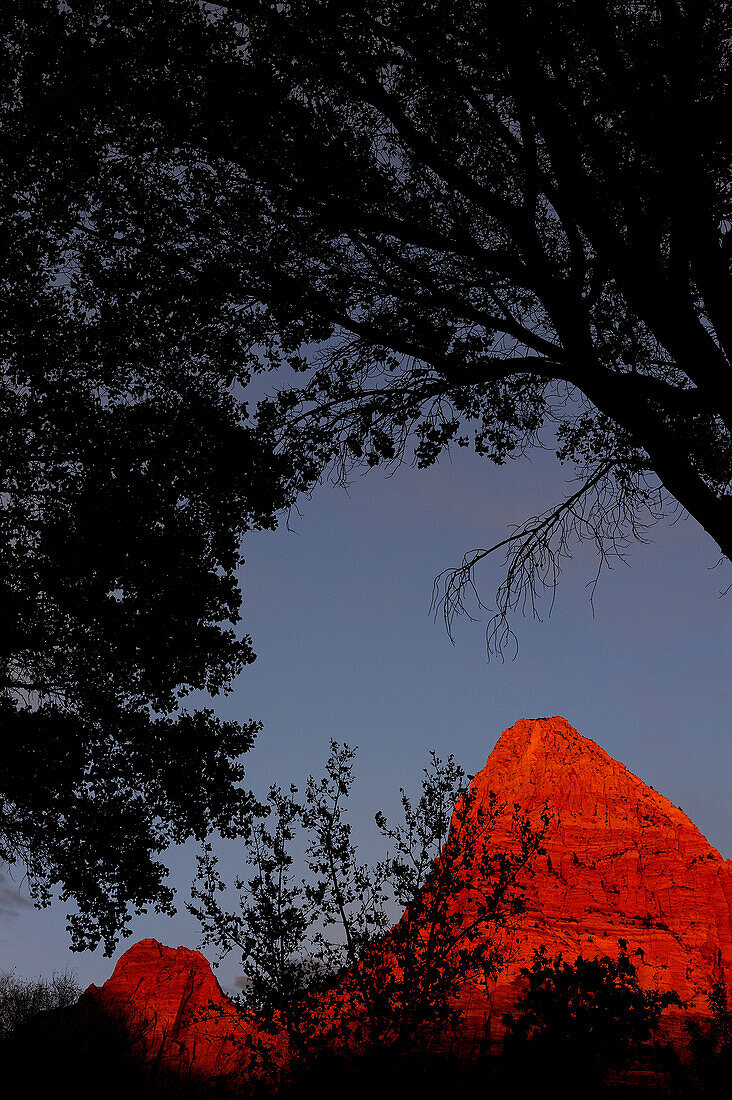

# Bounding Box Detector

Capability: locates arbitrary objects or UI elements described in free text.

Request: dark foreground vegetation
[1,1007,731,1100]
[3,962,732,1099]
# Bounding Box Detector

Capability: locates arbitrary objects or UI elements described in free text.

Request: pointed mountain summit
[449,717,732,1043]
[85,717,732,1076]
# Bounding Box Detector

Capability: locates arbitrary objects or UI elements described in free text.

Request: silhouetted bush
[0,990,230,1100]
[502,940,682,1091]
[0,968,80,1039]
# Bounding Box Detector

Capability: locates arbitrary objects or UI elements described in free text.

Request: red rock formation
[446,716,732,1048]
[84,938,286,1085]
[85,717,732,1078]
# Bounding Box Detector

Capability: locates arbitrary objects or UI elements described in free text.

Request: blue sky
[2,445,730,996]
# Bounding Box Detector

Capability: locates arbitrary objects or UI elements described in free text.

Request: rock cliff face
[447,717,732,1047]
[84,938,284,1083]
[85,717,732,1079]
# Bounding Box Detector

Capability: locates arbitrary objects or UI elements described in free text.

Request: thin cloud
[0,873,33,920]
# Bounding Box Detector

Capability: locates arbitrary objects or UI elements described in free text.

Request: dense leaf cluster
[0,2,290,950]
[503,940,682,1083]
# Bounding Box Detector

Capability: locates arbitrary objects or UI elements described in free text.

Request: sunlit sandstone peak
[85,717,732,1077]
[453,717,732,1042]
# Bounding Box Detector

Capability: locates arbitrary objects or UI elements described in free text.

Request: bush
[0,968,80,1039]
[502,940,681,1087]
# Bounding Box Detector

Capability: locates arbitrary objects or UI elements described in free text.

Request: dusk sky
[2,444,730,996]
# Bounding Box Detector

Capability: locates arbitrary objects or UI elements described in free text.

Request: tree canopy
[0,1,290,951]
[9,1,729,645]
[190,744,544,1063]
[242,0,732,569]
[503,941,682,1084]
[3,1,731,942]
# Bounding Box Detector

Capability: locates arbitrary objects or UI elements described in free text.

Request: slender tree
[190,744,544,1063]
[374,771,546,1052]
[190,783,330,1060]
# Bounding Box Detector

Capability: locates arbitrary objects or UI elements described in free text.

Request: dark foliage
[0,956,694,1099]
[191,744,545,1066]
[503,940,683,1086]
[0,967,80,1039]
[239,0,732,565]
[4,0,732,946]
[4,1,729,658]
[0,2,292,951]
[274,1046,684,1100]
[370,767,546,1052]
[1,1026,680,1100]
[684,979,732,1094]
[1,991,228,1100]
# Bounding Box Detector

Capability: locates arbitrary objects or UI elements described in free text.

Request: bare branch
[431,462,671,658]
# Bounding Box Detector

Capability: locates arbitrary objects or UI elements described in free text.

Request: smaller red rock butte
[86,717,732,1081]
[86,938,280,1081]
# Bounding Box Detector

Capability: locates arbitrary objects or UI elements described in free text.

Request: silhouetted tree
[685,979,732,1093]
[0,384,285,952]
[191,744,544,1067]
[190,782,336,1062]
[503,940,682,1086]
[190,743,391,1062]
[5,0,731,944]
[0,4,294,952]
[4,2,730,661]
[370,757,546,1052]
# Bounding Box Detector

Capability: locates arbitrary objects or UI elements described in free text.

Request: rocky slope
[85,716,732,1079]
[447,716,732,1048]
[84,937,284,1083]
